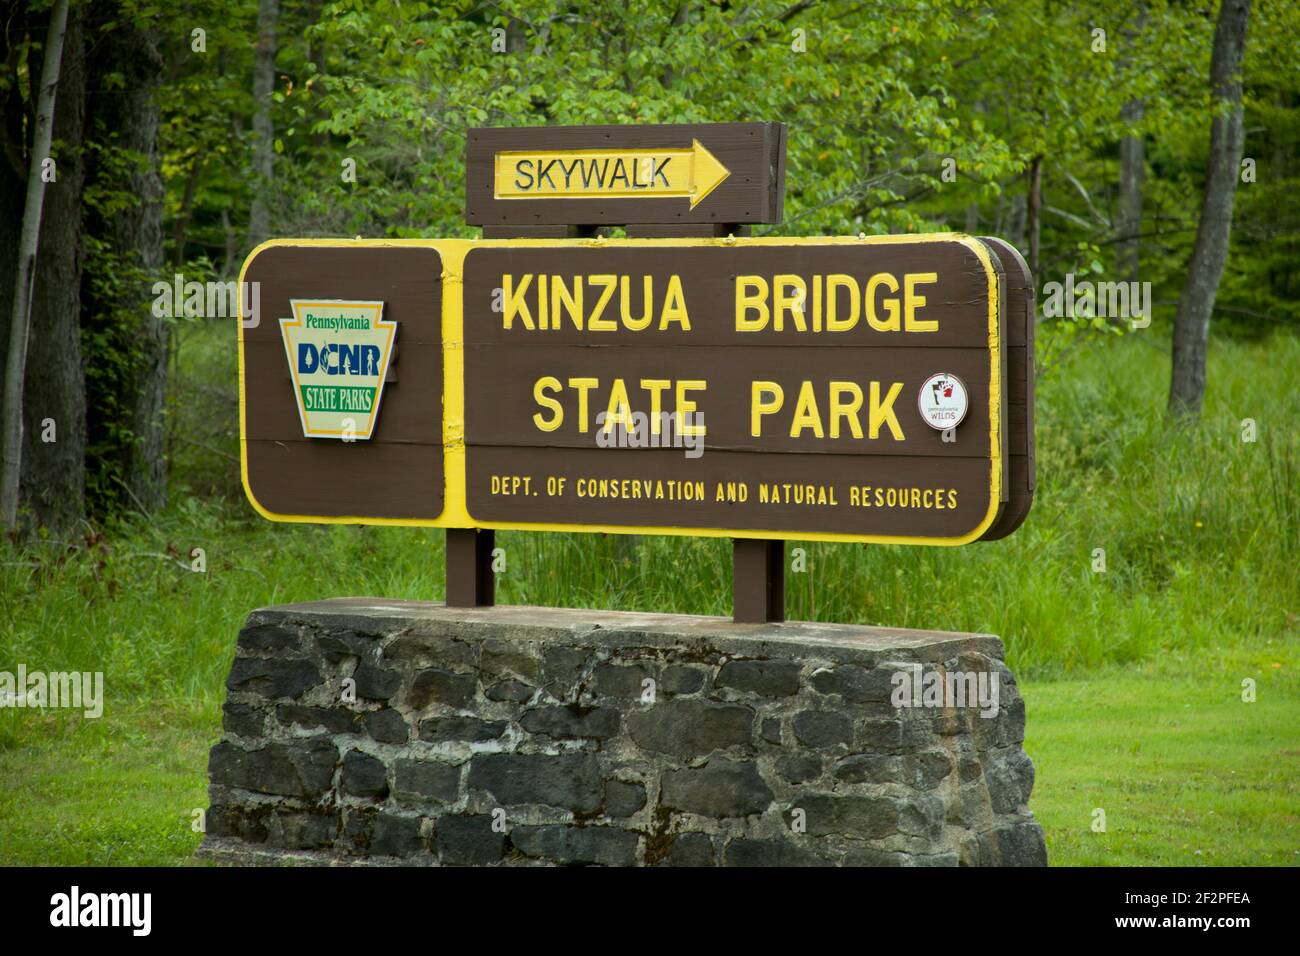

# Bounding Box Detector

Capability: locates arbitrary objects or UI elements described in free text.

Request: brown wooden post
[446,528,495,607]
[733,539,784,624]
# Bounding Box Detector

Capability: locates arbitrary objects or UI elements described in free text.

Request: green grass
[1025,645,1299,866]
[0,326,1296,864]
[2,642,1293,866]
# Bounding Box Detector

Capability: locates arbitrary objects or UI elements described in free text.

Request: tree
[1,0,73,530]
[83,5,168,512]
[1169,0,1252,417]
[246,0,279,250]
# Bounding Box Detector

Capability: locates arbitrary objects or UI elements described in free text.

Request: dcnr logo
[296,342,384,376]
[278,299,396,440]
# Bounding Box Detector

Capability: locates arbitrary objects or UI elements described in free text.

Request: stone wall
[198,600,1046,866]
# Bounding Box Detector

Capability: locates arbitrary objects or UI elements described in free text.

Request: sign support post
[445,527,495,608]
[733,538,785,624]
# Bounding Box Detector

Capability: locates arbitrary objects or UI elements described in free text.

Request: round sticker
[918,373,969,431]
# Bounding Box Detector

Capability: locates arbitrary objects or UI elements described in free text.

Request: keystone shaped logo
[279,299,395,440]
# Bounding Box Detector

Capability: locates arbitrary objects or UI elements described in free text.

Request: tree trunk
[0,13,30,384]
[1,0,75,531]
[1118,9,1147,284]
[1007,193,1026,251]
[1118,98,1144,283]
[246,0,279,250]
[1027,155,1043,276]
[84,10,168,512]
[1168,0,1251,418]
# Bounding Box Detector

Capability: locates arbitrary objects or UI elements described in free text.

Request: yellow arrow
[493,139,731,209]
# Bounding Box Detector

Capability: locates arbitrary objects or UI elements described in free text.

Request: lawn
[0,328,1296,865]
[2,641,1294,866]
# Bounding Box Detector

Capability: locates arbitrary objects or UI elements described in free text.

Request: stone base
[198,600,1046,867]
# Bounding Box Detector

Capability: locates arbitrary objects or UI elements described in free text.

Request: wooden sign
[466,123,786,226]
[238,242,445,523]
[462,235,1008,544]
[237,235,1031,545]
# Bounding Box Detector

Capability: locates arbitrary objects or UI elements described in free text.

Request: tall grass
[1,327,1296,715]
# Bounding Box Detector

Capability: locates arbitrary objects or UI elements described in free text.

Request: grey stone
[759,717,783,744]
[384,633,477,668]
[222,702,265,738]
[511,825,639,866]
[342,808,377,852]
[276,704,358,736]
[660,832,714,867]
[226,657,321,699]
[481,639,541,682]
[520,705,620,740]
[1003,697,1026,745]
[995,819,1048,866]
[859,717,933,753]
[340,749,388,799]
[604,780,646,817]
[898,794,945,838]
[393,759,460,802]
[541,645,589,699]
[723,839,831,867]
[661,759,773,818]
[370,812,424,857]
[792,710,853,748]
[905,749,954,790]
[834,754,903,785]
[408,668,476,710]
[809,664,895,703]
[418,717,507,743]
[716,660,800,697]
[592,663,651,698]
[208,738,337,798]
[777,754,822,784]
[986,748,1035,814]
[237,623,300,655]
[352,659,402,701]
[435,814,506,865]
[363,708,409,744]
[272,809,337,850]
[960,831,996,867]
[204,603,1040,868]
[788,793,898,839]
[933,712,969,736]
[627,699,753,759]
[485,679,535,702]
[661,665,706,696]
[467,753,602,813]
[206,804,268,843]
[315,629,377,664]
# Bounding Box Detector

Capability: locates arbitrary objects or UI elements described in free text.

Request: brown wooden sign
[461,235,1011,544]
[238,242,445,523]
[465,123,786,227]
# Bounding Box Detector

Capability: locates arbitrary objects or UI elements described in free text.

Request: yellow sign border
[237,234,1001,545]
